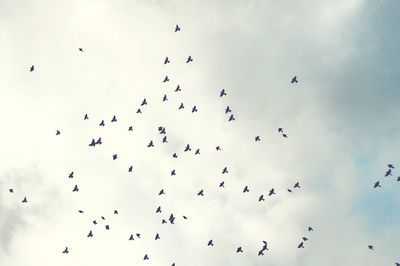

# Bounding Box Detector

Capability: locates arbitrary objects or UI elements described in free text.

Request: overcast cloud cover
[0,0,399,265]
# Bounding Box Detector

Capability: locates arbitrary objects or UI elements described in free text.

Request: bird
[288,189,293,193]
[78,210,84,213]
[162,219,167,224]
[282,134,288,138]
[156,206,162,213]
[9,188,14,193]
[171,169,176,176]
[72,185,79,192]
[308,227,314,232]
[195,148,200,155]
[147,140,154,148]
[302,237,308,241]
[112,154,118,160]
[79,48,83,52]
[291,76,298,83]
[159,189,165,195]
[192,106,198,113]
[236,247,243,253]
[164,57,170,64]
[56,130,61,135]
[368,245,374,250]
[183,215,188,219]
[207,240,214,246]
[105,225,110,230]
[128,126,133,131]
[397,176,400,181]
[268,188,275,196]
[258,250,265,256]
[22,197,27,203]
[175,85,181,92]
[219,89,227,97]
[84,113,89,120]
[114,210,118,214]
[258,194,265,202]
[141,98,147,106]
[395,263,400,266]
[175,24,181,32]
[373,181,381,188]
[95,137,102,145]
[178,103,184,109]
[385,169,392,177]
[99,120,105,126]
[155,233,160,240]
[219,181,225,188]
[298,242,304,248]
[255,136,261,142]
[68,171,74,178]
[173,153,178,158]
[225,106,232,113]
[169,213,175,224]
[294,182,300,188]
[222,167,228,174]
[111,115,117,122]
[136,233,141,238]
[216,146,221,151]
[163,76,170,83]
[30,65,34,72]
[128,166,133,172]
[388,164,394,169]
[93,220,97,225]
[184,144,191,152]
[278,128,283,133]
[101,216,105,220]
[228,114,235,121]
[162,94,168,102]
[136,108,142,114]
[159,127,166,134]
[129,234,134,241]
[62,247,69,254]
[243,186,249,193]
[87,230,93,238]
[197,189,204,196]
[186,56,193,63]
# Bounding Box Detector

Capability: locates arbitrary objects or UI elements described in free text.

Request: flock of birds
[6,23,399,265]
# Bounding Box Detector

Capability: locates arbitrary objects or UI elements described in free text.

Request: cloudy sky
[1,0,399,265]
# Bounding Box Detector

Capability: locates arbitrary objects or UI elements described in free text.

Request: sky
[0,0,400,265]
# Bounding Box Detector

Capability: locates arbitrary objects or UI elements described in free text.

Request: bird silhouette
[228,114,235,121]
[207,240,214,246]
[308,227,314,232]
[178,103,184,109]
[368,245,374,250]
[111,115,117,122]
[183,215,188,219]
[397,176,400,181]
[136,233,141,238]
[141,98,147,106]
[128,166,133,172]
[72,185,79,192]
[374,181,381,188]
[291,76,298,83]
[219,181,225,188]
[216,146,221,151]
[298,242,304,248]
[62,247,69,254]
[87,230,93,238]
[22,197,27,203]
[302,237,308,241]
[159,189,165,195]
[171,169,176,176]
[195,148,200,155]
[222,167,228,174]
[95,137,102,145]
[79,48,83,52]
[155,233,160,240]
[268,188,275,196]
[128,126,133,131]
[197,189,204,196]
[99,120,105,126]
[225,106,232,113]
[184,144,191,152]
[136,108,142,114]
[156,206,162,213]
[112,154,118,160]
[169,213,175,224]
[236,247,243,253]
[84,113,89,120]
[192,106,198,113]
[243,186,249,193]
[164,57,170,64]
[219,89,227,97]
[129,234,134,241]
[105,225,110,230]
[101,216,105,220]
[30,65,34,72]
[163,94,168,102]
[385,169,392,177]
[255,136,261,142]
[162,219,167,224]
[173,153,178,158]
[282,134,288,138]
[388,164,394,169]
[175,24,181,32]
[9,188,14,193]
[186,56,193,63]
[287,189,293,193]
[114,210,118,214]
[278,128,283,133]
[147,140,154,148]
[294,182,300,188]
[68,171,74,178]
[163,76,170,83]
[78,210,84,213]
[258,194,265,202]
[175,85,181,92]
[56,130,61,135]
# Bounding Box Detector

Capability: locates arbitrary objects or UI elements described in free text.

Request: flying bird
[282,134,288,138]
[9,188,14,193]
[93,220,98,225]
[278,128,283,133]
[175,24,181,32]
[373,181,381,188]
[84,113,89,120]
[30,65,34,72]
[169,213,175,224]
[72,185,79,192]
[308,226,314,232]
[114,210,118,214]
[368,245,374,250]
[291,76,298,83]
[136,108,142,114]
[178,103,184,109]
[164,57,170,64]
[302,237,308,241]
[78,210,84,213]
[207,240,214,246]
[294,182,300,188]
[22,197,27,203]
[388,164,394,169]
[147,140,154,148]
[195,148,200,155]
[56,130,61,135]
[175,85,181,92]
[192,106,198,113]
[236,247,243,253]
[184,144,191,152]
[79,48,83,52]
[298,242,304,248]
[105,225,110,230]
[171,169,176,176]
[163,94,168,101]
[186,55,193,63]
[159,189,165,195]
[258,194,265,202]
[156,206,162,213]
[62,247,69,254]
[128,126,133,131]
[222,167,228,174]
[111,115,117,122]
[129,234,134,241]
[219,181,225,188]
[68,172,74,178]
[255,136,261,142]
[228,114,235,121]
[216,146,221,151]
[87,230,93,238]
[219,89,227,97]
[128,166,133,172]
[112,154,118,160]
[385,169,392,177]
[141,98,147,106]
[225,106,232,113]
[163,76,170,83]
[243,186,249,193]
[99,120,105,126]
[173,153,178,158]
[155,233,160,240]
[197,189,204,196]
[268,188,276,196]
[96,137,102,145]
